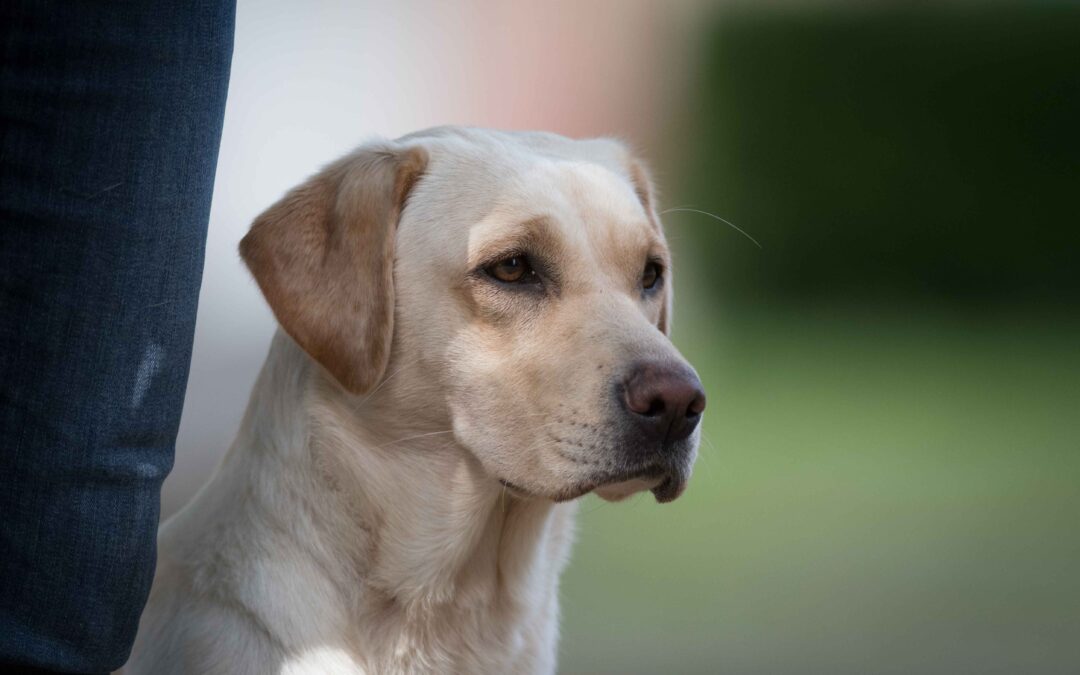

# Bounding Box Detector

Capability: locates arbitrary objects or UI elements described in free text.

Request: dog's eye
[486,255,539,284]
[642,261,662,290]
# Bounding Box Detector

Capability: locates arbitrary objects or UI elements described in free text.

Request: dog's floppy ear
[626,156,673,336]
[240,143,428,394]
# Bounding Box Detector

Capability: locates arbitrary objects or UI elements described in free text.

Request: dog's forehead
[404,131,654,265]
[492,160,651,257]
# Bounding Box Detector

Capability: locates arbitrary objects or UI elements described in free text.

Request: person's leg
[0,1,235,671]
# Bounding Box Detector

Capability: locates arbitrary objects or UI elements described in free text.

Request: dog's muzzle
[600,360,706,502]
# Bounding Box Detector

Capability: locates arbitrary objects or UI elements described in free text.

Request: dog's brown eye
[487,255,537,284]
[642,262,662,290]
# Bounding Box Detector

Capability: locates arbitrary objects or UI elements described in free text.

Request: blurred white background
[167,0,703,516]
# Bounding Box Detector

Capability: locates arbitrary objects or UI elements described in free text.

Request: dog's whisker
[697,432,719,483]
[518,434,556,458]
[376,429,456,448]
[659,206,762,249]
[357,357,424,407]
[531,420,571,431]
[582,496,611,516]
[553,445,601,466]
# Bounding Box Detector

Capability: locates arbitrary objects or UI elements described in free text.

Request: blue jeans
[0,1,235,672]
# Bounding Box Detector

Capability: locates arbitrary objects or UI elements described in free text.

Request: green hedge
[676,4,1080,304]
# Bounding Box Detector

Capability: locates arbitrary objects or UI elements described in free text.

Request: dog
[127,126,705,674]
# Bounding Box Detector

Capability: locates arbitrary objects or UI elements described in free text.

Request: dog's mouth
[594,464,688,504]
[500,463,688,504]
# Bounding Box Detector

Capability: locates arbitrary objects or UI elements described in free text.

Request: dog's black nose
[621,362,706,446]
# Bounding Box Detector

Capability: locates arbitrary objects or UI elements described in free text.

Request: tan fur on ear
[624,156,673,336]
[627,158,658,218]
[240,144,428,394]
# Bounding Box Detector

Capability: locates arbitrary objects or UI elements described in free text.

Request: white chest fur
[129,335,578,675]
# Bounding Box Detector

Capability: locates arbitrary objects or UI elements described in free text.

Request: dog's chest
[317,491,575,674]
[347,571,559,674]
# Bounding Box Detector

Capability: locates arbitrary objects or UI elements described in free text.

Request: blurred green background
[559,4,1080,674]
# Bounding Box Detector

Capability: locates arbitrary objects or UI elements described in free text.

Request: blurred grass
[559,304,1080,674]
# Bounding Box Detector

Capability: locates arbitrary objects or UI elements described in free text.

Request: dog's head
[241,127,704,503]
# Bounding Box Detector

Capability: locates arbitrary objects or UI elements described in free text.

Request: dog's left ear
[626,156,673,336]
[240,143,428,394]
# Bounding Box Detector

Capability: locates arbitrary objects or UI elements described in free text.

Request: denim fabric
[0,1,235,672]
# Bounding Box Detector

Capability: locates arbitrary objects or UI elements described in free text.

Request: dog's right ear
[625,155,674,337]
[239,143,428,395]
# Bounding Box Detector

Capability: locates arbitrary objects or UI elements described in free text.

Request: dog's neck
[215,330,576,619]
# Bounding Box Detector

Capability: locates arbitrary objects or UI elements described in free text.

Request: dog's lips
[593,464,688,504]
[649,474,688,503]
[594,475,664,502]
[502,464,689,504]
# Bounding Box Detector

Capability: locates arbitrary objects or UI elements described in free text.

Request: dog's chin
[594,476,663,502]
[593,464,690,504]
[499,464,690,504]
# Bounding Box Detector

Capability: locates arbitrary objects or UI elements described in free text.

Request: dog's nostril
[644,398,665,417]
[687,392,707,417]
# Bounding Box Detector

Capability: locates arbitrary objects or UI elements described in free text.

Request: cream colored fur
[127,127,701,674]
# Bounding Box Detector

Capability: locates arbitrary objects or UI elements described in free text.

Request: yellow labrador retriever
[128,127,705,674]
